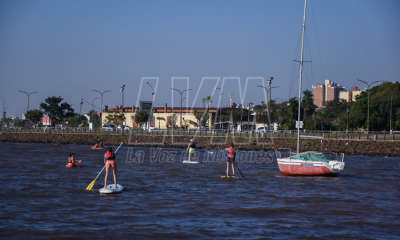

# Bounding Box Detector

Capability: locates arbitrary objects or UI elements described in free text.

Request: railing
[0,127,399,141]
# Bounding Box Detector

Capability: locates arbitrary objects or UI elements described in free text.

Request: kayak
[89,145,103,150]
[66,163,77,168]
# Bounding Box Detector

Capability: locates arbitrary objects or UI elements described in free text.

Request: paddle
[86,142,123,190]
[76,160,83,167]
[235,158,245,178]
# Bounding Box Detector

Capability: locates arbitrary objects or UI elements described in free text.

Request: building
[339,86,366,102]
[101,103,249,129]
[312,79,345,107]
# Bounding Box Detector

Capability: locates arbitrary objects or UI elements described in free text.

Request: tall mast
[297,0,307,153]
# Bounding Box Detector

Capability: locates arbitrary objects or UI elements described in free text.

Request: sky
[0,0,399,117]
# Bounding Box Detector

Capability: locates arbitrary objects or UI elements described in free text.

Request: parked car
[117,125,132,131]
[142,126,158,131]
[102,124,116,131]
[255,126,267,133]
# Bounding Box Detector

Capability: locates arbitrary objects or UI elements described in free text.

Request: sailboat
[275,0,345,176]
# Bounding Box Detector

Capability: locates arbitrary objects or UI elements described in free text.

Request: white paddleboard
[99,184,124,194]
[182,160,199,164]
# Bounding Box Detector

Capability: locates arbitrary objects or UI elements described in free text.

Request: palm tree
[206,96,213,110]
[301,89,315,125]
[156,117,166,129]
[202,98,207,110]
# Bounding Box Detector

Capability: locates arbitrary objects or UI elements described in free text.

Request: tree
[156,117,166,129]
[40,96,74,125]
[133,110,149,128]
[301,89,315,126]
[25,109,43,126]
[87,110,101,127]
[167,113,178,127]
[288,97,298,120]
[105,109,124,126]
[64,114,85,127]
[193,110,204,128]
[256,110,269,127]
[206,96,213,110]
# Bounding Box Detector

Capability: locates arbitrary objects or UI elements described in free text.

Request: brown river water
[1,142,400,239]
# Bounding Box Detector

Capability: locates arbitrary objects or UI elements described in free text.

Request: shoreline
[1,132,399,156]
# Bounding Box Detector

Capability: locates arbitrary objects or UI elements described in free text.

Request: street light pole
[146,82,156,129]
[172,88,192,128]
[18,90,38,113]
[92,89,111,127]
[120,84,125,125]
[79,98,84,123]
[92,98,98,125]
[357,79,381,131]
[215,87,223,128]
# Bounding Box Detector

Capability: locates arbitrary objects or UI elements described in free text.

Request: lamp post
[172,88,192,128]
[92,89,111,127]
[215,87,223,128]
[146,82,156,129]
[357,79,381,131]
[120,84,125,125]
[257,83,279,136]
[18,90,38,113]
[91,98,98,125]
[79,98,84,124]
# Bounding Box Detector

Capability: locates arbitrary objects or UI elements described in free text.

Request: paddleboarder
[67,153,76,167]
[225,142,236,177]
[187,139,196,162]
[104,147,118,189]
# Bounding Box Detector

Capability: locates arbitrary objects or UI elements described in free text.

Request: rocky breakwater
[0,132,399,156]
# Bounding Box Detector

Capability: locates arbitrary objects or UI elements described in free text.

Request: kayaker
[104,147,117,189]
[67,153,76,167]
[225,142,236,177]
[186,139,196,162]
[94,141,100,148]
[99,141,103,148]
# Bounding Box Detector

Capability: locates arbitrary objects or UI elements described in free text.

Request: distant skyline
[1,0,399,117]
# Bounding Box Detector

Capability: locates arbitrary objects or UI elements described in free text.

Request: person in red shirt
[104,147,117,188]
[225,142,236,177]
[67,153,76,167]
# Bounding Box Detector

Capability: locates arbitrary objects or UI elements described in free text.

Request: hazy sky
[1,0,399,117]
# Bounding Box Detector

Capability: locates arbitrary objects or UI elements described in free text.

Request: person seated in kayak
[186,139,195,161]
[94,141,101,148]
[104,147,117,189]
[225,142,236,177]
[68,153,76,166]
[99,141,103,148]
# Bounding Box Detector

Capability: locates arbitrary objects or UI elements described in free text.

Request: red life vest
[105,151,115,160]
[68,157,73,163]
[227,147,235,158]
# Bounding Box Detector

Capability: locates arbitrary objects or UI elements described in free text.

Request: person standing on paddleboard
[67,153,76,166]
[104,147,117,189]
[187,139,196,162]
[225,143,236,177]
